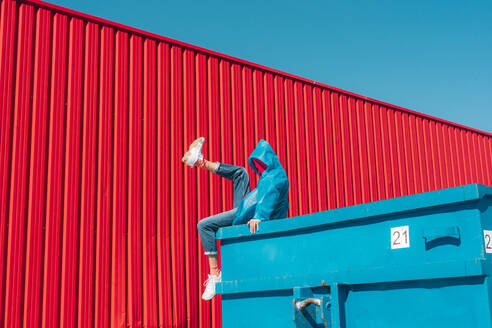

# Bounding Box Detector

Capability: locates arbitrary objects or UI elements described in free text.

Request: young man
[182,137,289,300]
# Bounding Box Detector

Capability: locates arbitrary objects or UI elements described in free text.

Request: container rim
[217,184,492,240]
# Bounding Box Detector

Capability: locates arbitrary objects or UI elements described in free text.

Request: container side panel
[3,4,34,327]
[41,12,68,328]
[111,30,129,328]
[127,34,143,328]
[21,8,51,328]
[58,16,83,328]
[344,278,490,328]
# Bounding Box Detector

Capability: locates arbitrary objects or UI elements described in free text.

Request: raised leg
[214,163,251,208]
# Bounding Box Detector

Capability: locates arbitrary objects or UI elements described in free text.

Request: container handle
[422,226,460,244]
[295,297,321,310]
[293,284,341,327]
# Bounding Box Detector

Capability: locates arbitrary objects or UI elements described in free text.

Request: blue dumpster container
[216,184,492,327]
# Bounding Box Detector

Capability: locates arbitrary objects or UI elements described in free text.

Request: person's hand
[247,219,261,234]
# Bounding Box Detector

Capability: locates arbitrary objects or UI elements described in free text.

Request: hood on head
[248,139,282,176]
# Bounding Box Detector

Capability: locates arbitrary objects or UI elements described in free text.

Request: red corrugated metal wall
[1,0,491,327]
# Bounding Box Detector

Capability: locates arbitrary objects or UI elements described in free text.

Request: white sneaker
[182,137,205,167]
[202,273,221,301]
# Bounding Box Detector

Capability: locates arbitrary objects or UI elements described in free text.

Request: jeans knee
[197,218,211,233]
[197,219,205,232]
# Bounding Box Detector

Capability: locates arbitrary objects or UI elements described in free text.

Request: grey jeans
[197,163,251,255]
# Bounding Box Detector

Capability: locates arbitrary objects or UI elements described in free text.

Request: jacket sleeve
[252,181,280,221]
[232,189,258,225]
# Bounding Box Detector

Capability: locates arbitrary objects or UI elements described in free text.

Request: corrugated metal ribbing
[112,28,129,328]
[1,0,491,327]
[0,2,16,326]
[4,3,34,327]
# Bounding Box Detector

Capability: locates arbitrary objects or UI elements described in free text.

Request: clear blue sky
[51,0,492,134]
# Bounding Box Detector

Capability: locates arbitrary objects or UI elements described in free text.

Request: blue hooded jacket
[232,140,289,225]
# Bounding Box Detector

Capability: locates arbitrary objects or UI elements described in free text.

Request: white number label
[484,230,492,254]
[391,226,410,249]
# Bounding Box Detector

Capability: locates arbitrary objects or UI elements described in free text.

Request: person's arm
[253,183,280,221]
[247,182,280,234]
[247,219,261,234]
